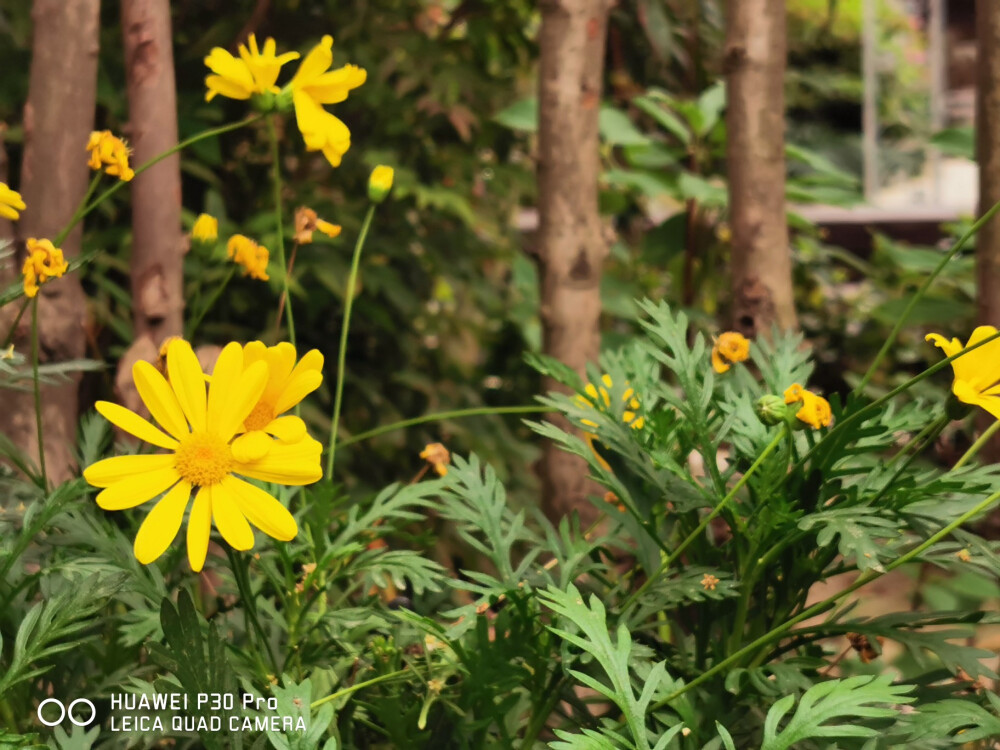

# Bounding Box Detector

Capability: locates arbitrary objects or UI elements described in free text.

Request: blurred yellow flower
[1,344,14,360]
[927,326,1000,420]
[783,383,832,430]
[711,331,750,374]
[83,339,321,571]
[576,374,644,471]
[86,130,135,181]
[233,341,324,461]
[22,238,68,298]
[204,34,299,102]
[701,573,720,591]
[420,442,451,476]
[227,234,270,281]
[294,206,342,244]
[0,182,26,221]
[191,213,219,243]
[290,35,367,168]
[368,165,394,203]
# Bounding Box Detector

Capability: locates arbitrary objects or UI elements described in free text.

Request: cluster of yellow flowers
[227,234,270,281]
[86,130,135,182]
[21,238,69,298]
[783,383,833,430]
[205,33,366,168]
[84,338,324,571]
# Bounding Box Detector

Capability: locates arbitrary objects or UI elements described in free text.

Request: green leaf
[632,93,691,145]
[930,126,974,159]
[493,97,537,132]
[760,675,914,750]
[696,82,726,136]
[599,106,651,146]
[904,696,1000,743]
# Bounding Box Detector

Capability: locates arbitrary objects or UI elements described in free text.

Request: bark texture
[536,0,610,522]
[0,0,99,482]
[976,0,1000,464]
[122,0,184,352]
[724,0,798,336]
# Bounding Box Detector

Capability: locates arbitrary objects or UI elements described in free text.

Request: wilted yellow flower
[957,548,971,562]
[289,35,367,168]
[784,383,832,430]
[368,165,394,203]
[293,206,342,244]
[191,213,219,243]
[701,573,720,591]
[0,182,26,221]
[234,342,324,461]
[420,442,450,476]
[22,238,68,298]
[83,339,321,571]
[927,326,1000,420]
[227,234,270,281]
[204,34,299,102]
[86,130,135,181]
[711,331,750,374]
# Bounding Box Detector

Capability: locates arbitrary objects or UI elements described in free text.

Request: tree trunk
[0,0,100,483]
[119,0,184,413]
[536,0,609,522]
[976,0,1000,464]
[724,0,798,337]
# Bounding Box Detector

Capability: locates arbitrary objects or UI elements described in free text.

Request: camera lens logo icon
[37,698,96,727]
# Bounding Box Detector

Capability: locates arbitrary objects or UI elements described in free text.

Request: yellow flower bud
[368,165,394,203]
[191,213,219,243]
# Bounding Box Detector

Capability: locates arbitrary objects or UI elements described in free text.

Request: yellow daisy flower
[191,213,219,243]
[711,331,750,374]
[783,383,832,430]
[22,238,68,298]
[927,326,1000,420]
[227,234,270,281]
[86,130,135,182]
[235,342,324,460]
[204,34,299,102]
[290,36,367,168]
[83,339,322,571]
[0,182,26,221]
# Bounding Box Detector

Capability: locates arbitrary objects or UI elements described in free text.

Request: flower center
[243,401,276,432]
[174,431,234,487]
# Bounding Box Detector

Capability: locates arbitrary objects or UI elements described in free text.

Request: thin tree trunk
[0,0,99,482]
[536,0,610,522]
[724,0,798,337]
[976,0,1000,465]
[122,0,184,346]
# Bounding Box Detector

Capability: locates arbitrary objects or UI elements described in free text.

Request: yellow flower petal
[231,431,274,463]
[187,487,213,572]
[96,466,180,510]
[211,480,255,551]
[273,369,323,415]
[263,342,298,403]
[166,339,207,433]
[711,348,730,374]
[234,437,322,485]
[206,342,245,432]
[95,401,178,451]
[133,360,190,440]
[264,415,307,443]
[955,326,1000,392]
[217,360,269,441]
[291,35,334,87]
[223,475,297,541]
[243,340,268,368]
[133,481,192,564]
[84,453,176,488]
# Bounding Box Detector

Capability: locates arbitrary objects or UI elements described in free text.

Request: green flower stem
[2,297,29,349]
[954,419,1000,469]
[334,405,553,450]
[52,172,102,247]
[70,115,264,235]
[651,484,1000,710]
[857,196,1000,393]
[186,265,236,339]
[225,548,277,674]
[621,425,787,613]
[325,203,376,478]
[867,414,949,506]
[30,297,46,490]
[792,329,1000,477]
[266,115,294,347]
[311,668,410,709]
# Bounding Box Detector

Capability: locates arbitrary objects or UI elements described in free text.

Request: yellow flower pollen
[244,401,277,432]
[174,432,235,487]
